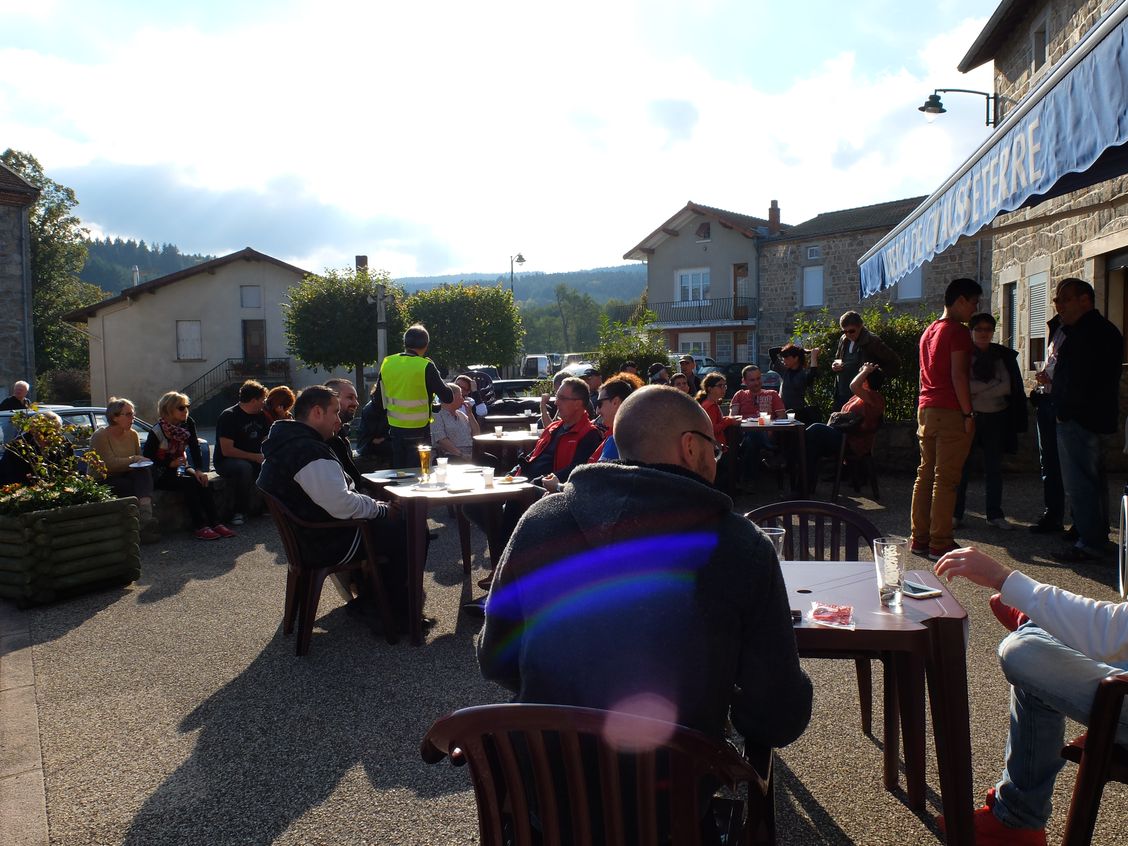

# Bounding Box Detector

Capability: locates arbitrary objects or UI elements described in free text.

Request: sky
[1,0,998,279]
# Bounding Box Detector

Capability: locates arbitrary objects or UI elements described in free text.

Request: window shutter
[1028,272,1048,338]
[177,320,202,359]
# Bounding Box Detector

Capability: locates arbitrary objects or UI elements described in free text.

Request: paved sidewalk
[2,471,1126,845]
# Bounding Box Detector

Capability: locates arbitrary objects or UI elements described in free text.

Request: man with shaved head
[477,386,811,763]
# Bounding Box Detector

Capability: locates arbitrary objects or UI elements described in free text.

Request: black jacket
[1054,308,1123,434]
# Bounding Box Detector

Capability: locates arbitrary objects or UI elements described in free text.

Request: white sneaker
[231,513,245,526]
[986,517,1012,531]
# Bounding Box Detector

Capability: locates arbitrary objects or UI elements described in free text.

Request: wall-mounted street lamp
[918,88,999,127]
[510,252,526,295]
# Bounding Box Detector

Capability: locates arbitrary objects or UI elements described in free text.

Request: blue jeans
[1055,419,1109,551]
[955,409,1006,520]
[993,624,1128,829]
[1035,397,1065,522]
[739,428,773,482]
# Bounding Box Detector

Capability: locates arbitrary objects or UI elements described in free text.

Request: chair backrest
[421,703,771,846]
[262,492,308,570]
[745,500,882,561]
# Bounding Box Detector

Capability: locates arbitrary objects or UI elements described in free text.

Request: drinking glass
[1033,360,1046,394]
[873,536,908,608]
[529,422,538,433]
[494,425,503,437]
[482,468,495,488]
[759,412,770,426]
[786,411,797,422]
[760,526,786,559]
[417,443,432,481]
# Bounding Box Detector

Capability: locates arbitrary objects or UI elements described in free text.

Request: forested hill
[398,264,647,305]
[80,238,216,293]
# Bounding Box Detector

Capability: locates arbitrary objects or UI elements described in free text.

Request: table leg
[882,653,900,793]
[925,616,974,843]
[403,498,429,646]
[796,428,808,497]
[895,651,928,811]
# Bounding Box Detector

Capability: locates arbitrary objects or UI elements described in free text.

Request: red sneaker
[937,797,1046,845]
[911,539,930,555]
[194,527,221,541]
[212,524,237,538]
[989,594,1029,632]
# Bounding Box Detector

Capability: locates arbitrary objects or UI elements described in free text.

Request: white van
[522,354,554,378]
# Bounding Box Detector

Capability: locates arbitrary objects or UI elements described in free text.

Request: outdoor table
[739,418,808,497]
[373,464,540,645]
[483,412,540,430]
[782,560,973,844]
[472,431,540,470]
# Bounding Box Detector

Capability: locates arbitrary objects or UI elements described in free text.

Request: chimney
[768,200,781,235]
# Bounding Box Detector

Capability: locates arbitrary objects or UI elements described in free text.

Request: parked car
[669,353,718,376]
[464,364,501,382]
[0,406,211,470]
[521,354,562,379]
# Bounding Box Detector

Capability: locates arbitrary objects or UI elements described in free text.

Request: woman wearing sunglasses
[143,391,235,541]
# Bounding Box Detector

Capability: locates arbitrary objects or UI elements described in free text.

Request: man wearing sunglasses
[831,311,900,411]
[479,385,812,763]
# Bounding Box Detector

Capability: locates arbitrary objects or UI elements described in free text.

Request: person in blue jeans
[953,313,1025,531]
[934,546,1128,846]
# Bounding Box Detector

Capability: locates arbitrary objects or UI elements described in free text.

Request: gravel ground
[14,469,1128,845]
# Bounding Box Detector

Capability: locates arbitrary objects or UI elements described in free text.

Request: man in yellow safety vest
[379,324,454,468]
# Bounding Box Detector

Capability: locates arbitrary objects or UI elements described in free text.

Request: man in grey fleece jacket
[477,385,812,750]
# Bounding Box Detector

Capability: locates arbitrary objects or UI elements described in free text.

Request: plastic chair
[1060,672,1128,846]
[421,703,775,846]
[262,492,398,655]
[829,421,880,503]
[744,501,925,808]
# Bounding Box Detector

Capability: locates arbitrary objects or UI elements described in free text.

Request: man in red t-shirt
[911,278,982,558]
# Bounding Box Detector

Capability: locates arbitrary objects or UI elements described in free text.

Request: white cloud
[1,2,992,276]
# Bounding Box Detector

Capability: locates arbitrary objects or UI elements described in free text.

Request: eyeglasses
[595,396,612,406]
[177,405,190,411]
[682,429,725,460]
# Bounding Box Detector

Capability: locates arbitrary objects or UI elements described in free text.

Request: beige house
[622,198,987,366]
[0,161,38,399]
[63,247,349,423]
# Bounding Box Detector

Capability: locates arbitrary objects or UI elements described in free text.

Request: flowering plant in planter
[0,410,113,517]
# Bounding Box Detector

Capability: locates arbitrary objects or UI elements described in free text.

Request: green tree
[405,284,523,374]
[553,284,601,352]
[594,307,670,376]
[1,149,105,376]
[791,303,937,422]
[281,267,407,387]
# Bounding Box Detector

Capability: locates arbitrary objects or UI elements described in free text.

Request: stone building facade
[0,162,38,401]
[963,0,1128,374]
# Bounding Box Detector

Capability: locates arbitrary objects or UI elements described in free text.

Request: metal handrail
[180,357,291,405]
[605,296,757,325]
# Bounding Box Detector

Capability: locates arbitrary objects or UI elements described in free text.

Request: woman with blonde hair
[90,397,159,542]
[142,391,234,541]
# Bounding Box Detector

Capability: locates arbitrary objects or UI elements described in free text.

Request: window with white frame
[801,266,824,307]
[806,245,821,260]
[240,285,262,308]
[1028,271,1048,367]
[896,266,923,300]
[176,320,203,360]
[676,268,710,302]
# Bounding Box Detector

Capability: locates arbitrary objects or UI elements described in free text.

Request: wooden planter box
[0,497,141,608]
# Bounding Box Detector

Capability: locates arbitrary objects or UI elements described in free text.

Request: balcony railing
[605,297,757,325]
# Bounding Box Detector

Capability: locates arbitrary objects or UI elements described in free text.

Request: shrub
[35,369,91,405]
[790,303,938,422]
[595,309,670,377]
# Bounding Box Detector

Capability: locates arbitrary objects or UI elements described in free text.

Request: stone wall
[757,229,988,351]
[0,204,33,394]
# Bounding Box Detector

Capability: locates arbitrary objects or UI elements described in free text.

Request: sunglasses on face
[177,405,190,411]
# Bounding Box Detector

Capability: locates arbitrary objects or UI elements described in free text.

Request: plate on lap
[496,475,528,485]
[129,459,153,468]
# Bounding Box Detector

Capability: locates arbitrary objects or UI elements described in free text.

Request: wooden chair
[830,435,880,503]
[262,492,398,655]
[1060,672,1128,846]
[744,501,926,808]
[421,703,774,846]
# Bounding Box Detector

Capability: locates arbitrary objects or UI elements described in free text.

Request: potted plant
[0,411,140,607]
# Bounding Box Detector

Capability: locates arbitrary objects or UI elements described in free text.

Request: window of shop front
[1027,271,1047,367]
[676,268,710,303]
[802,266,824,307]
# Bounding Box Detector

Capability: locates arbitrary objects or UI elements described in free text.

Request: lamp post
[918,88,999,127]
[509,252,526,297]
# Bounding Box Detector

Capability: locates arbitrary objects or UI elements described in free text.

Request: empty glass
[873,536,908,608]
[760,527,786,559]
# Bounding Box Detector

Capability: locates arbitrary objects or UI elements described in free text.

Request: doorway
[242,320,266,362]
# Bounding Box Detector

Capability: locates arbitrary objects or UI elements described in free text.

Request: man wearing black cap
[678,354,701,394]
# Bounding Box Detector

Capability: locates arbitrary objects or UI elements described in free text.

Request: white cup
[482,468,495,488]
[436,457,448,467]
[787,411,796,421]
[494,425,503,437]
[760,526,786,559]
[434,467,447,485]
[523,409,532,416]
[873,536,908,608]
[529,422,538,433]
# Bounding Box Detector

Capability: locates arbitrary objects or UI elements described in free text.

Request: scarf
[155,418,191,462]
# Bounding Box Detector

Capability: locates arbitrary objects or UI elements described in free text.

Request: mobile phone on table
[902,580,943,599]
